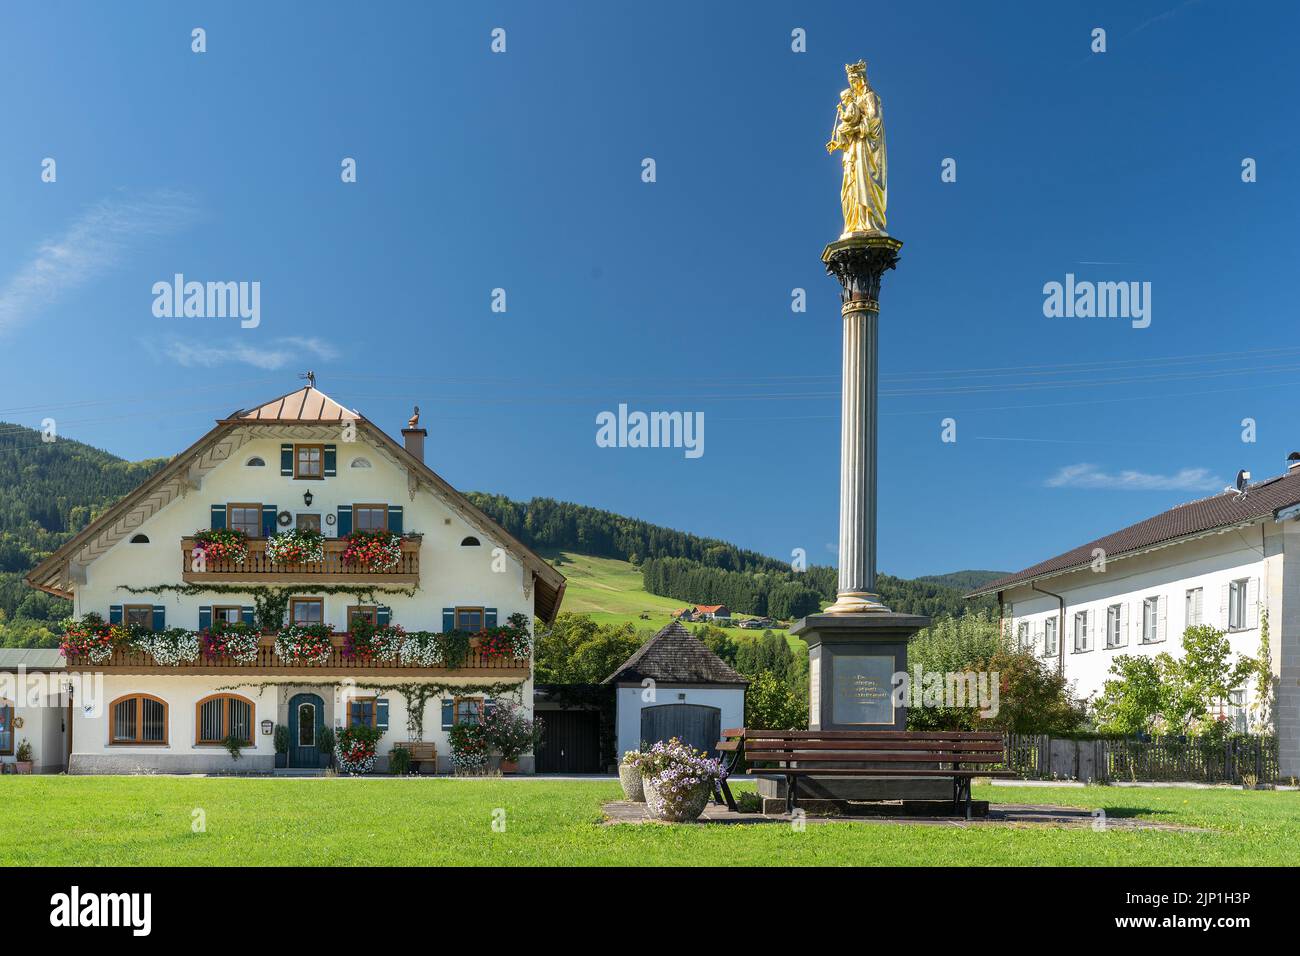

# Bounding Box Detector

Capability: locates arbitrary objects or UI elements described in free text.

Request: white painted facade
[998,517,1298,774]
[614,684,745,758]
[0,674,66,774]
[31,389,563,775]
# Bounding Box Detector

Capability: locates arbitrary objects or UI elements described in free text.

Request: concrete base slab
[759,797,989,817]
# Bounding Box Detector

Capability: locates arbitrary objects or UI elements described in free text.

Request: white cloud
[1045,463,1222,492]
[0,190,199,334]
[151,335,339,371]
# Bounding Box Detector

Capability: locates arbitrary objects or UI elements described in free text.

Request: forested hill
[0,423,169,643]
[466,494,999,620]
[915,570,1009,593]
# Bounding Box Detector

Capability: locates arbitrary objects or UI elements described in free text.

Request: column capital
[822,233,903,315]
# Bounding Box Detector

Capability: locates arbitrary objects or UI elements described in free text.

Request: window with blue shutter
[152,606,166,631]
[109,605,123,625]
[261,505,277,538]
[376,699,389,731]
[485,608,498,628]
[337,505,352,536]
[323,444,337,477]
[440,699,454,730]
[210,505,226,530]
[241,607,255,627]
[376,606,391,626]
[485,698,497,719]
[198,606,212,631]
[442,608,454,632]
[388,506,403,534]
[280,443,293,476]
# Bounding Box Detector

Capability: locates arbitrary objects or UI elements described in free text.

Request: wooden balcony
[181,536,421,585]
[62,634,527,678]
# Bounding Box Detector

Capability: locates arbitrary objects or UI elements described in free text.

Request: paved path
[601,800,1212,831]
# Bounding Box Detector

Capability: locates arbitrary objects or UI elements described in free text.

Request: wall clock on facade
[325,514,335,526]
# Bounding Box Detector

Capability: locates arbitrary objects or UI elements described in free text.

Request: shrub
[448,722,490,774]
[273,724,290,755]
[389,744,412,775]
[482,701,540,761]
[335,725,382,775]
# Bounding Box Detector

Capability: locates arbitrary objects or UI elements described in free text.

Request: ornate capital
[822,234,903,315]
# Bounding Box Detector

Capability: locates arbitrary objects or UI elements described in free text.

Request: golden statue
[826,60,887,236]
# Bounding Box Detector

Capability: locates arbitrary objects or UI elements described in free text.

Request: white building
[969,457,1300,777]
[604,621,746,759]
[25,384,565,774]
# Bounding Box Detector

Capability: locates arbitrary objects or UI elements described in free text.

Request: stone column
[821,233,902,614]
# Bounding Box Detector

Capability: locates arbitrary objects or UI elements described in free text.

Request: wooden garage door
[640,703,721,757]
[535,709,602,773]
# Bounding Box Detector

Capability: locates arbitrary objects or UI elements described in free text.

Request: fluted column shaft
[839,308,878,597]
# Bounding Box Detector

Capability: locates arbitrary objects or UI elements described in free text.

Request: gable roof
[968,467,1300,597]
[26,385,566,622]
[602,621,747,686]
[695,605,726,613]
[223,386,359,423]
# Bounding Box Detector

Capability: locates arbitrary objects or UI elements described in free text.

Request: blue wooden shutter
[376,698,389,731]
[442,608,454,632]
[387,506,403,534]
[241,606,255,627]
[210,505,226,530]
[376,606,391,626]
[261,505,277,538]
[323,444,337,477]
[337,505,352,536]
[485,608,498,628]
[109,605,123,625]
[198,606,212,631]
[280,443,294,476]
[152,606,166,631]
[440,699,454,730]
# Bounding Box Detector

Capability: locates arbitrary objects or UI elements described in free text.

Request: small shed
[603,621,747,759]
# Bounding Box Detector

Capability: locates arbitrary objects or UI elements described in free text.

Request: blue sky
[1,1,1298,579]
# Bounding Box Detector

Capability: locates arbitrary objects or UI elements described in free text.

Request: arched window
[0,699,12,755]
[109,694,168,745]
[196,693,255,746]
[350,457,372,469]
[245,456,266,467]
[129,533,150,544]
[460,536,481,547]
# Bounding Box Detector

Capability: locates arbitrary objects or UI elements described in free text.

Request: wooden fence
[1004,733,1281,785]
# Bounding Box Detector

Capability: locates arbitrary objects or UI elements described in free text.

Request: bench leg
[952,777,961,816]
[786,774,797,815]
[719,778,737,812]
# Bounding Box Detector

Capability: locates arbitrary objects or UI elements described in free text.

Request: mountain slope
[914,570,1010,593]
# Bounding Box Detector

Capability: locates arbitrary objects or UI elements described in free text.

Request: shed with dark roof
[603,621,746,758]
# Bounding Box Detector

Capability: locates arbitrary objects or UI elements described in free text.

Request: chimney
[402,405,427,463]
[1288,452,1300,474]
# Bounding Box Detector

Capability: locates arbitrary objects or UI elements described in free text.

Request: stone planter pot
[643,775,712,822]
[619,763,645,801]
[15,762,33,775]
[274,753,287,769]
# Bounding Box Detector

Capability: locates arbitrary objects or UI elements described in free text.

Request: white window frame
[1185,587,1203,627]
[1073,610,1090,653]
[1228,578,1249,631]
[1017,621,1030,650]
[1043,617,1058,657]
[1142,596,1160,644]
[1105,604,1124,648]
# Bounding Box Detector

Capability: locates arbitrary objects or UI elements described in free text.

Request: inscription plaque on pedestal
[831,653,895,725]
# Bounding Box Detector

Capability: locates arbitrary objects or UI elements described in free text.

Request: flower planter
[619,763,645,801]
[15,762,33,775]
[498,758,519,774]
[643,775,712,822]
[274,753,287,769]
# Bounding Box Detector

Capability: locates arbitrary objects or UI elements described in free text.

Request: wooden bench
[718,728,1014,818]
[393,742,437,774]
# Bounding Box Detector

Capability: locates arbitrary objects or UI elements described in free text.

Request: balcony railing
[62,634,527,676]
[181,536,421,584]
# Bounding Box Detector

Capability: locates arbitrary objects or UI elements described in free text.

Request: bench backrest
[721,728,1005,764]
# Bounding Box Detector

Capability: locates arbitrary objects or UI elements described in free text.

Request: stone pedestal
[792,611,928,731]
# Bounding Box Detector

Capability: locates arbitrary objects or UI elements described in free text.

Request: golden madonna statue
[826,60,887,236]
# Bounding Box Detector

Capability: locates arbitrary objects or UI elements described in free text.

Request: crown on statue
[845,59,867,79]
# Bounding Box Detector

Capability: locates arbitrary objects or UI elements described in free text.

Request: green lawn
[2,777,1296,866]
[547,550,799,646]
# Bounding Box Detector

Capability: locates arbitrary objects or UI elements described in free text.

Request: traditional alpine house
[25,385,565,773]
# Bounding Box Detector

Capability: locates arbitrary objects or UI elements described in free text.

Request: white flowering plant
[265,528,325,565]
[631,738,725,822]
[274,623,336,665]
[129,627,200,666]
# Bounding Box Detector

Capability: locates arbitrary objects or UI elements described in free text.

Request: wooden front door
[640,703,721,757]
[288,693,325,767]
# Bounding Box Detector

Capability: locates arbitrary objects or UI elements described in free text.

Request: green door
[288,693,325,767]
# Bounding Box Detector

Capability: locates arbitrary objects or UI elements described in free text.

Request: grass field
[2,777,1296,866]
[547,550,798,645]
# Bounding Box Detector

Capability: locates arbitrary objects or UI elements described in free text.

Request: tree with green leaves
[533,613,646,684]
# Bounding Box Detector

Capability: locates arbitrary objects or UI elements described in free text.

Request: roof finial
[299,370,316,389]
[407,405,420,428]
